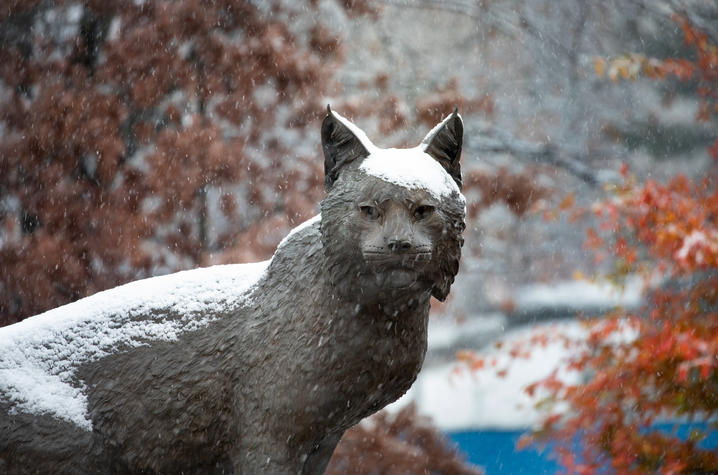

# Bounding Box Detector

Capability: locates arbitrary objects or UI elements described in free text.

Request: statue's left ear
[421,108,463,189]
[321,105,372,191]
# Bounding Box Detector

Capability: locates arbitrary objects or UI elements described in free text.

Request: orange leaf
[559,193,575,210]
[594,57,606,77]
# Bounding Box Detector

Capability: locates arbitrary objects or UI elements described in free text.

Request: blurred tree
[517,16,718,473]
[0,0,373,324]
[327,404,482,475]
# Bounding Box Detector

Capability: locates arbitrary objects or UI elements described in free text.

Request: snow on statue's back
[0,107,466,475]
[0,261,269,430]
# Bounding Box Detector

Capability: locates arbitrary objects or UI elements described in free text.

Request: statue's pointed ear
[421,108,463,189]
[321,106,372,191]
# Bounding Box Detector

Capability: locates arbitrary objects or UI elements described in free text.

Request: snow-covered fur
[0,108,465,474]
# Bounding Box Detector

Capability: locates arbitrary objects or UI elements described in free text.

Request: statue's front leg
[301,430,343,475]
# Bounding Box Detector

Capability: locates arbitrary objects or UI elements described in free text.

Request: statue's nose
[387,238,412,253]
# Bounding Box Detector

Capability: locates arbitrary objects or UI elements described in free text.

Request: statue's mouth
[376,268,417,288]
[362,251,431,289]
[362,251,431,269]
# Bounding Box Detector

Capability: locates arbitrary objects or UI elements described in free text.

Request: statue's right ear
[421,108,463,189]
[321,105,372,191]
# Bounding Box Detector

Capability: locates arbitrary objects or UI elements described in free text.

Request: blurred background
[1,1,717,473]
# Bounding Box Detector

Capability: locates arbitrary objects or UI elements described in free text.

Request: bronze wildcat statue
[0,107,466,474]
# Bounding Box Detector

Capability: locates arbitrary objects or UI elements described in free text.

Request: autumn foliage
[519,18,718,473]
[327,404,481,475]
[0,0,375,325]
[521,173,718,473]
[594,15,718,159]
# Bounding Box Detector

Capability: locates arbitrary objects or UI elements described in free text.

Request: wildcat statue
[0,107,466,474]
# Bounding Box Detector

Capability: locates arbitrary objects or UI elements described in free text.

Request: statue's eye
[360,205,381,220]
[414,205,435,220]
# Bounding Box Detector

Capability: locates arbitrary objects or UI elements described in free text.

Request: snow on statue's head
[319,106,466,305]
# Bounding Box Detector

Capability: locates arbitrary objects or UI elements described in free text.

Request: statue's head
[319,107,465,304]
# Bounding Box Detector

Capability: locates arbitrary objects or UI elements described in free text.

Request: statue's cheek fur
[430,213,465,301]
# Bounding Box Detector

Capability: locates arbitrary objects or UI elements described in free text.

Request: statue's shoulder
[276,214,322,250]
[268,214,323,267]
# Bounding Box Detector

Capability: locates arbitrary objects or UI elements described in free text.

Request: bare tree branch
[663,0,718,46]
[377,0,481,19]
[468,126,620,187]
